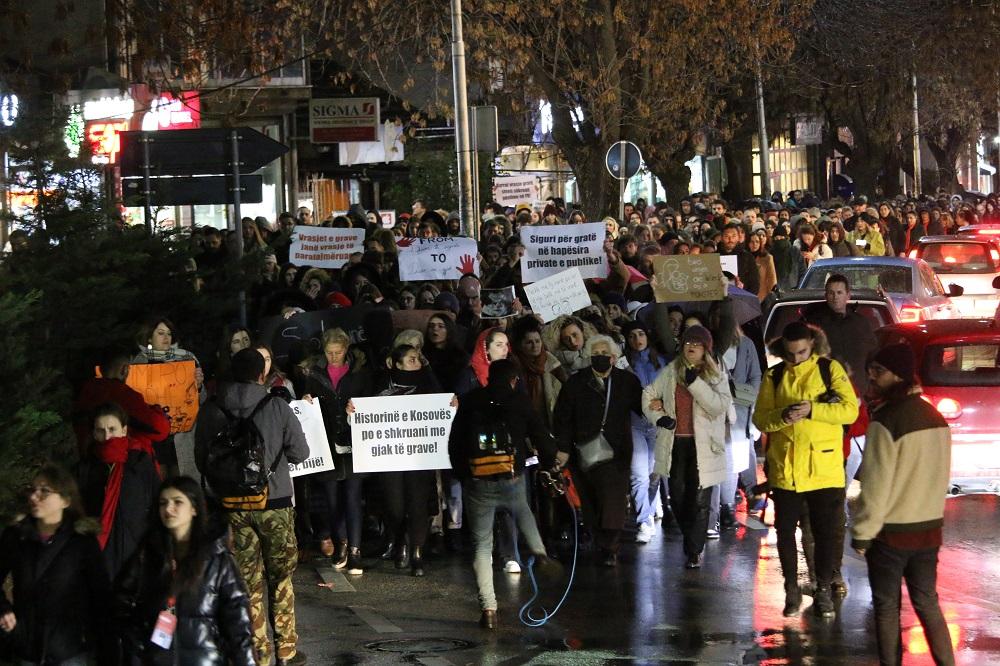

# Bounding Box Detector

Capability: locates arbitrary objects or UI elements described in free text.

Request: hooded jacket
[0,517,111,665]
[752,349,859,493]
[194,382,309,508]
[116,529,255,666]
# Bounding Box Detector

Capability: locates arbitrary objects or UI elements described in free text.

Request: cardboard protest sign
[651,255,725,303]
[520,222,607,282]
[390,309,454,334]
[350,393,455,472]
[397,237,480,281]
[255,304,377,373]
[481,286,516,319]
[288,399,335,477]
[126,361,199,434]
[523,268,592,323]
[290,226,365,269]
[492,174,540,206]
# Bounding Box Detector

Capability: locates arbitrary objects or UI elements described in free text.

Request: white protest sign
[492,174,539,206]
[520,222,607,282]
[397,236,480,281]
[351,393,455,472]
[523,267,592,323]
[290,226,365,269]
[720,254,739,277]
[288,399,335,478]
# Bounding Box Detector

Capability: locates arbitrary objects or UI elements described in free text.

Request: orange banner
[126,361,200,434]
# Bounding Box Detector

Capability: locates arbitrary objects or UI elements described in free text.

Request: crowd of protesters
[0,186,967,666]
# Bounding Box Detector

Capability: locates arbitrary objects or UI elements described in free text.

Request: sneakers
[503,560,521,574]
[332,540,349,570]
[636,521,654,544]
[782,586,803,617]
[345,547,363,576]
[706,526,720,540]
[277,651,308,665]
[813,589,836,617]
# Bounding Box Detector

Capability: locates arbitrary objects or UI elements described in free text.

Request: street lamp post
[450,0,476,236]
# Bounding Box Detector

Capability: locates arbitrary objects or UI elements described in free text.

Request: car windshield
[765,302,893,342]
[923,343,1000,387]
[919,243,996,274]
[802,266,912,293]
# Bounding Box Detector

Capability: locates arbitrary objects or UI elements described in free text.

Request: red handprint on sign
[456,254,476,275]
[396,237,416,248]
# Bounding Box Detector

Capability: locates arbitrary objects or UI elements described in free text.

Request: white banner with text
[350,393,455,472]
[520,222,607,282]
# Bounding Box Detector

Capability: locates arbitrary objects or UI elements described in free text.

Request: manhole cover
[366,638,474,653]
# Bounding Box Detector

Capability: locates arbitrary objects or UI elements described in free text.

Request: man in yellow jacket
[753,322,859,618]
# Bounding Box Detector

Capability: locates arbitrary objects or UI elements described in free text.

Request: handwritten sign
[397,236,480,281]
[126,361,199,434]
[651,254,725,303]
[350,393,455,472]
[255,305,376,373]
[523,268,592,323]
[520,222,607,282]
[492,174,539,206]
[290,226,365,269]
[288,399,335,477]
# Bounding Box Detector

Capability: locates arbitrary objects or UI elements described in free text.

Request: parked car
[763,288,899,367]
[908,235,1000,318]
[877,319,1000,494]
[800,256,962,323]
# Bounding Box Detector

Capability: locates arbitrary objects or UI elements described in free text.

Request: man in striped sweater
[852,343,955,666]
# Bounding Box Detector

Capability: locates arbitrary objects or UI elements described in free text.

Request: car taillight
[908,249,918,259]
[934,397,963,419]
[991,249,1000,263]
[899,306,923,323]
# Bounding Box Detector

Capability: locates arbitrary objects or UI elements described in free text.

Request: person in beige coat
[644,325,733,568]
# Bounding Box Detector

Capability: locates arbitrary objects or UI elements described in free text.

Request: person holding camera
[752,322,858,618]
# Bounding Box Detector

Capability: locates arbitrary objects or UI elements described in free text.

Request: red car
[877,319,1000,494]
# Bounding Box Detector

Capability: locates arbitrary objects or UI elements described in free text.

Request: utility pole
[912,71,922,195]
[450,0,476,236]
[754,55,771,199]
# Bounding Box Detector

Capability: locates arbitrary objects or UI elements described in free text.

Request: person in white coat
[644,325,733,568]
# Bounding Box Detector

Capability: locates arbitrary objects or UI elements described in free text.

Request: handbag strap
[599,375,612,430]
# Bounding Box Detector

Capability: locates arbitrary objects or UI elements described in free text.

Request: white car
[909,235,1000,318]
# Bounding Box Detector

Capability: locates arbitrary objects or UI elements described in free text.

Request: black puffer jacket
[305,355,374,479]
[0,517,111,665]
[115,530,254,666]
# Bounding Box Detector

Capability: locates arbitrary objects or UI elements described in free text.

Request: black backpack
[770,357,850,435]
[203,395,282,510]
[469,400,516,478]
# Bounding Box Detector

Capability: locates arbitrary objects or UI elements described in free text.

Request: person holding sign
[642,326,733,570]
[552,335,644,567]
[363,343,455,577]
[449,360,566,629]
[302,329,374,575]
[115,477,254,666]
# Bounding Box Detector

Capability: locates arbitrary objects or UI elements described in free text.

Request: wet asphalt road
[290,493,1000,665]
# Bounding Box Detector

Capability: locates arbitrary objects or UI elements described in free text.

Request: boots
[410,546,425,577]
[332,539,349,569]
[782,584,802,617]
[813,586,835,617]
[719,504,736,529]
[394,543,409,569]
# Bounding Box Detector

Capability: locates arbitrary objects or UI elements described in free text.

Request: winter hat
[869,343,915,383]
[433,291,461,315]
[680,324,713,354]
[326,291,352,308]
[620,319,649,339]
[751,222,766,234]
[601,292,626,310]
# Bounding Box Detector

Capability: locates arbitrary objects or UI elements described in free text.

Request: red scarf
[92,435,159,549]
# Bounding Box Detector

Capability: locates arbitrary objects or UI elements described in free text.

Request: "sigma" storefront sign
[309,97,379,143]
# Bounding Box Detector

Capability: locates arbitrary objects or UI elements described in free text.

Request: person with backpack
[194,348,309,666]
[449,359,567,630]
[752,322,858,619]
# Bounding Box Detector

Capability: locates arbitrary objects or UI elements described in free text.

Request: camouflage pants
[229,507,299,665]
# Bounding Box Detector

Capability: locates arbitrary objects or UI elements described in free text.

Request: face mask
[590,355,612,373]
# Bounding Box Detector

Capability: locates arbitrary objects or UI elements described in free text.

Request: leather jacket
[115,529,254,666]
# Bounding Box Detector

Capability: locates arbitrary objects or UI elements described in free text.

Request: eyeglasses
[683,342,705,349]
[24,485,57,499]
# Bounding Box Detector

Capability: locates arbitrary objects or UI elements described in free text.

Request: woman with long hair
[792,223,832,268]
[826,221,860,257]
[116,477,254,665]
[0,464,111,665]
[423,313,470,392]
[747,232,778,301]
[643,326,733,568]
